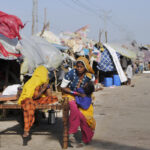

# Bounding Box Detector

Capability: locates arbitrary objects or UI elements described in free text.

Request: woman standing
[18,66,58,137]
[61,56,96,147]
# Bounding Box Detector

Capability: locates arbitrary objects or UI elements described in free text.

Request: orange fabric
[21,86,58,132]
[21,98,36,132]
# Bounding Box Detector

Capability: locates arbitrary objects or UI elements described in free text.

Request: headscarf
[18,66,49,105]
[76,56,94,74]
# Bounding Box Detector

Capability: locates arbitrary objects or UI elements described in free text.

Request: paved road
[0,74,150,150]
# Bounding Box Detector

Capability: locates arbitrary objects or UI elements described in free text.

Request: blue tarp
[97,49,120,72]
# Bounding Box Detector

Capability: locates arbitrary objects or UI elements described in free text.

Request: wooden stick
[62,97,69,149]
[0,104,62,110]
[0,95,17,101]
[40,22,49,37]
[54,70,58,92]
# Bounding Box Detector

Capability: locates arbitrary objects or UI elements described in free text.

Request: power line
[71,0,99,16]
[44,0,131,41]
[70,0,105,27]
[71,0,129,35]
[85,0,102,10]
[75,1,129,37]
[57,0,95,16]
[57,0,84,14]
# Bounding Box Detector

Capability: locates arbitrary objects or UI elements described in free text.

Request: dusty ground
[0,73,150,150]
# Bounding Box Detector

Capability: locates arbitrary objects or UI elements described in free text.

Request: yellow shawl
[80,105,96,130]
[18,66,49,105]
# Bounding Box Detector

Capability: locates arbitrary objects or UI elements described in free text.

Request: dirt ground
[0,73,150,150]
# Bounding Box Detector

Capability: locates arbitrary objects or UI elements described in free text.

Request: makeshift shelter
[105,43,137,71]
[0,35,21,91]
[138,46,150,71]
[0,11,24,91]
[142,50,150,62]
[104,44,127,82]
[96,43,128,83]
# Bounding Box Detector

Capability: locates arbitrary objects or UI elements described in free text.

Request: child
[75,81,95,110]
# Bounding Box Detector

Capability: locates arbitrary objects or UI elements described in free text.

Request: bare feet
[69,134,76,143]
[95,87,104,92]
[23,131,29,137]
[76,142,88,148]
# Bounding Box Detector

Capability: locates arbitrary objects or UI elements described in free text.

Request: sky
[1,0,150,45]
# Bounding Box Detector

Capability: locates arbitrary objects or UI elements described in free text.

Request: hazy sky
[1,0,150,44]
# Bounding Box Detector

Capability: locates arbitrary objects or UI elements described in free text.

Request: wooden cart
[0,95,69,149]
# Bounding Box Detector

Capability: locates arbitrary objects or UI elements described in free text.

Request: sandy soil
[0,73,150,150]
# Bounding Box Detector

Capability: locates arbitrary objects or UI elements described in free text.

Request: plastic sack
[2,84,21,95]
[19,36,63,73]
[32,36,63,69]
[19,36,44,72]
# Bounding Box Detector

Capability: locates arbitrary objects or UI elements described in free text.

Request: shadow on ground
[90,139,149,150]
[0,113,64,148]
